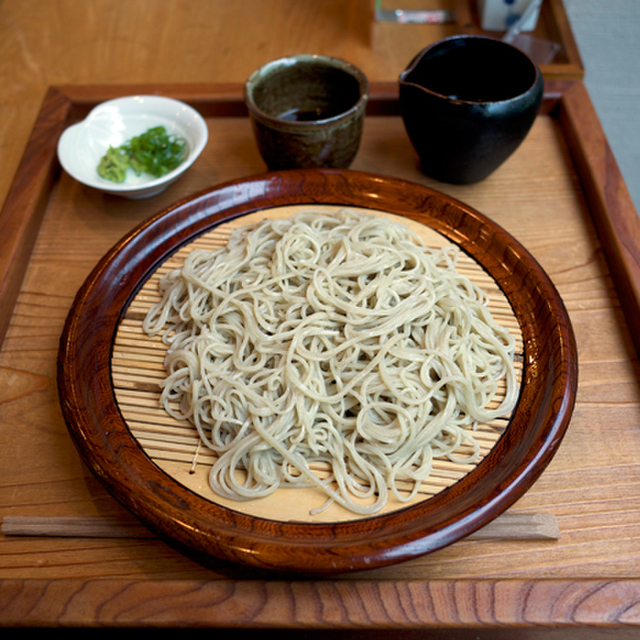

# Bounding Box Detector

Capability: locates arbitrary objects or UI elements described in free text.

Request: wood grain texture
[2,577,640,629]
[0,0,638,630]
[0,88,71,350]
[556,80,640,357]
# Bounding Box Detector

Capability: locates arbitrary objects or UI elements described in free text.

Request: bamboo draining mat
[112,205,524,522]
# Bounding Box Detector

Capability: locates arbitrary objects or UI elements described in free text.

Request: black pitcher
[399,35,544,184]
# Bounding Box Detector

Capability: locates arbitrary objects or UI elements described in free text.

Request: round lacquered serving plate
[57,168,578,573]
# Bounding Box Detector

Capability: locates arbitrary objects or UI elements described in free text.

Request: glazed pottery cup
[244,54,369,170]
[399,35,544,184]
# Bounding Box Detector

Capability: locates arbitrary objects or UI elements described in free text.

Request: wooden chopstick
[468,512,560,540]
[0,512,560,541]
[0,515,155,539]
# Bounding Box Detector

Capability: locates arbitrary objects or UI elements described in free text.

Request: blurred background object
[564,0,640,217]
[374,0,639,214]
[478,0,542,32]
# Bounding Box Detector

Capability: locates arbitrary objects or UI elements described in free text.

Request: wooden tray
[1,80,640,629]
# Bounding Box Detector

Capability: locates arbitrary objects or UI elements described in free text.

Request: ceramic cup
[244,54,369,170]
[399,35,544,184]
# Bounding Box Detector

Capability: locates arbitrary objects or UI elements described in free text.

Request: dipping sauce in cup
[244,54,369,170]
[399,35,544,184]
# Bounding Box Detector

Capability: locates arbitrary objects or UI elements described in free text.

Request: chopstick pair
[1,512,560,541]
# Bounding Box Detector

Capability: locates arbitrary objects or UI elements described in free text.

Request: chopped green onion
[97,125,188,183]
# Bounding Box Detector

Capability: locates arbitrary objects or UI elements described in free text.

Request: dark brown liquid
[278,106,344,121]
[404,38,536,103]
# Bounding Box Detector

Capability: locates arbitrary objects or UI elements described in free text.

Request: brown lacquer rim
[57,168,578,574]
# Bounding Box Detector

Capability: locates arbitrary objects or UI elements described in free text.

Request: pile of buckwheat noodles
[142,209,518,515]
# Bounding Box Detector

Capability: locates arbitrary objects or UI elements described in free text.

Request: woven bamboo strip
[111,207,524,521]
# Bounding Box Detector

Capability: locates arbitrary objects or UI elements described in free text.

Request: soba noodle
[142,209,518,515]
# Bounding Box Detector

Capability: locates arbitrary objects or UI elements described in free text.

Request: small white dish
[57,95,208,199]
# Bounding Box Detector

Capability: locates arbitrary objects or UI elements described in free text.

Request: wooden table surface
[2,0,640,635]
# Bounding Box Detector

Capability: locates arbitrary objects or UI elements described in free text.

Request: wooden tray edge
[1,80,639,627]
[555,81,640,356]
[1,577,639,627]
